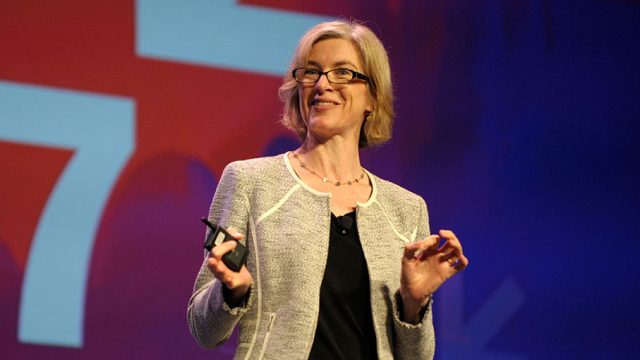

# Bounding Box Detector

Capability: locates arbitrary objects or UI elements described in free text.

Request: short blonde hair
[278,20,394,148]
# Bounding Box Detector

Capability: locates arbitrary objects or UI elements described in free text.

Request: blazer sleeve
[187,161,253,348]
[392,196,436,359]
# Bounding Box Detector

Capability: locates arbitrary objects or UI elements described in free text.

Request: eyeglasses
[292,67,370,85]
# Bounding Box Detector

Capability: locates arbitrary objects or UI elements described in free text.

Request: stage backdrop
[1,1,639,359]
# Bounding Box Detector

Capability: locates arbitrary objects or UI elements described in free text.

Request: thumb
[225,226,244,241]
[403,242,422,259]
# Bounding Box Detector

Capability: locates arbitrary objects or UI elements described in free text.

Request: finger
[454,254,470,271]
[437,248,461,266]
[438,229,460,246]
[207,256,228,277]
[225,226,244,241]
[404,242,429,260]
[442,251,470,270]
[211,240,238,259]
[441,236,462,253]
[445,256,460,268]
[440,243,463,259]
[436,249,458,268]
[412,235,440,257]
[438,229,456,239]
[403,242,422,259]
[439,249,456,260]
[207,256,241,287]
[223,273,237,288]
[424,235,440,249]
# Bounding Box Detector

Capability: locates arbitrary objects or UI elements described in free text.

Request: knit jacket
[187,153,435,359]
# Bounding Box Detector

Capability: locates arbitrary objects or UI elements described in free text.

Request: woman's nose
[314,73,334,91]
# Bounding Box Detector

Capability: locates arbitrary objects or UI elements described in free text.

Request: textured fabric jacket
[187,153,435,359]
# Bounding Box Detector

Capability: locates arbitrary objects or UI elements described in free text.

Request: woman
[187,20,468,359]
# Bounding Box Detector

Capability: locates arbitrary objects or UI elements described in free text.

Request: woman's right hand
[207,227,252,305]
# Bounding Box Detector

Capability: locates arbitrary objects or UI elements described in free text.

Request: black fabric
[308,211,378,360]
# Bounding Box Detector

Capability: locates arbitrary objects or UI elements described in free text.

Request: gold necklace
[293,153,365,187]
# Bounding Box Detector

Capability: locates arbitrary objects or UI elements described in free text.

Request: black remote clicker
[200,217,248,272]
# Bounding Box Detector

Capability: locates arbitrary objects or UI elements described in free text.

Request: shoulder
[222,154,286,179]
[369,172,427,212]
[219,153,293,196]
[367,171,430,238]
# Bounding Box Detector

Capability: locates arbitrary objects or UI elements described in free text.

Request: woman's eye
[304,69,319,75]
[335,68,351,75]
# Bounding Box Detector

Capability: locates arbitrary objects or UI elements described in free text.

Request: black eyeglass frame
[292,67,371,85]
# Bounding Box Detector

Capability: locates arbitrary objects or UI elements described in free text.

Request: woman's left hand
[400,229,469,323]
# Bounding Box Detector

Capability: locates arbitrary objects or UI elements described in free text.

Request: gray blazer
[187,153,435,359]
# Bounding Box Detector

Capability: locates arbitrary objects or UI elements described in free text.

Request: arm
[187,162,252,348]
[392,292,436,359]
[392,197,436,359]
[394,196,470,359]
[187,260,254,348]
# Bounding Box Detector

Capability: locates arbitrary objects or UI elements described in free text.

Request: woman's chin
[307,117,334,132]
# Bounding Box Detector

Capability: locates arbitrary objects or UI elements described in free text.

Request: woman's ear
[366,97,375,112]
[358,116,369,148]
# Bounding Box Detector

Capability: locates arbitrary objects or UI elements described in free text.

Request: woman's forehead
[306,38,363,69]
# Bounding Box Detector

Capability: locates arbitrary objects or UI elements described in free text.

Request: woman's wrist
[223,283,250,308]
[399,291,431,324]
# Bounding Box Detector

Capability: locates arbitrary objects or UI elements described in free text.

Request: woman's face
[299,38,373,144]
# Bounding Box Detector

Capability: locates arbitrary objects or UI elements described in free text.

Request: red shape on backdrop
[0,0,287,270]
[0,0,288,357]
[0,141,73,269]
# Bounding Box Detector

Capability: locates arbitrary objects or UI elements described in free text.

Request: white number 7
[0,81,135,348]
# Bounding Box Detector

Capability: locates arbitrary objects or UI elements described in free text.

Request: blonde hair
[278,20,394,148]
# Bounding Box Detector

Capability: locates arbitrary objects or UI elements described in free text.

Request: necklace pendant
[293,153,364,188]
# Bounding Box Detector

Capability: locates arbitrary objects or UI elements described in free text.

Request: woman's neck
[296,137,362,183]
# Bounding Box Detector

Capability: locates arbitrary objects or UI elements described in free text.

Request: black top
[308,211,378,359]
